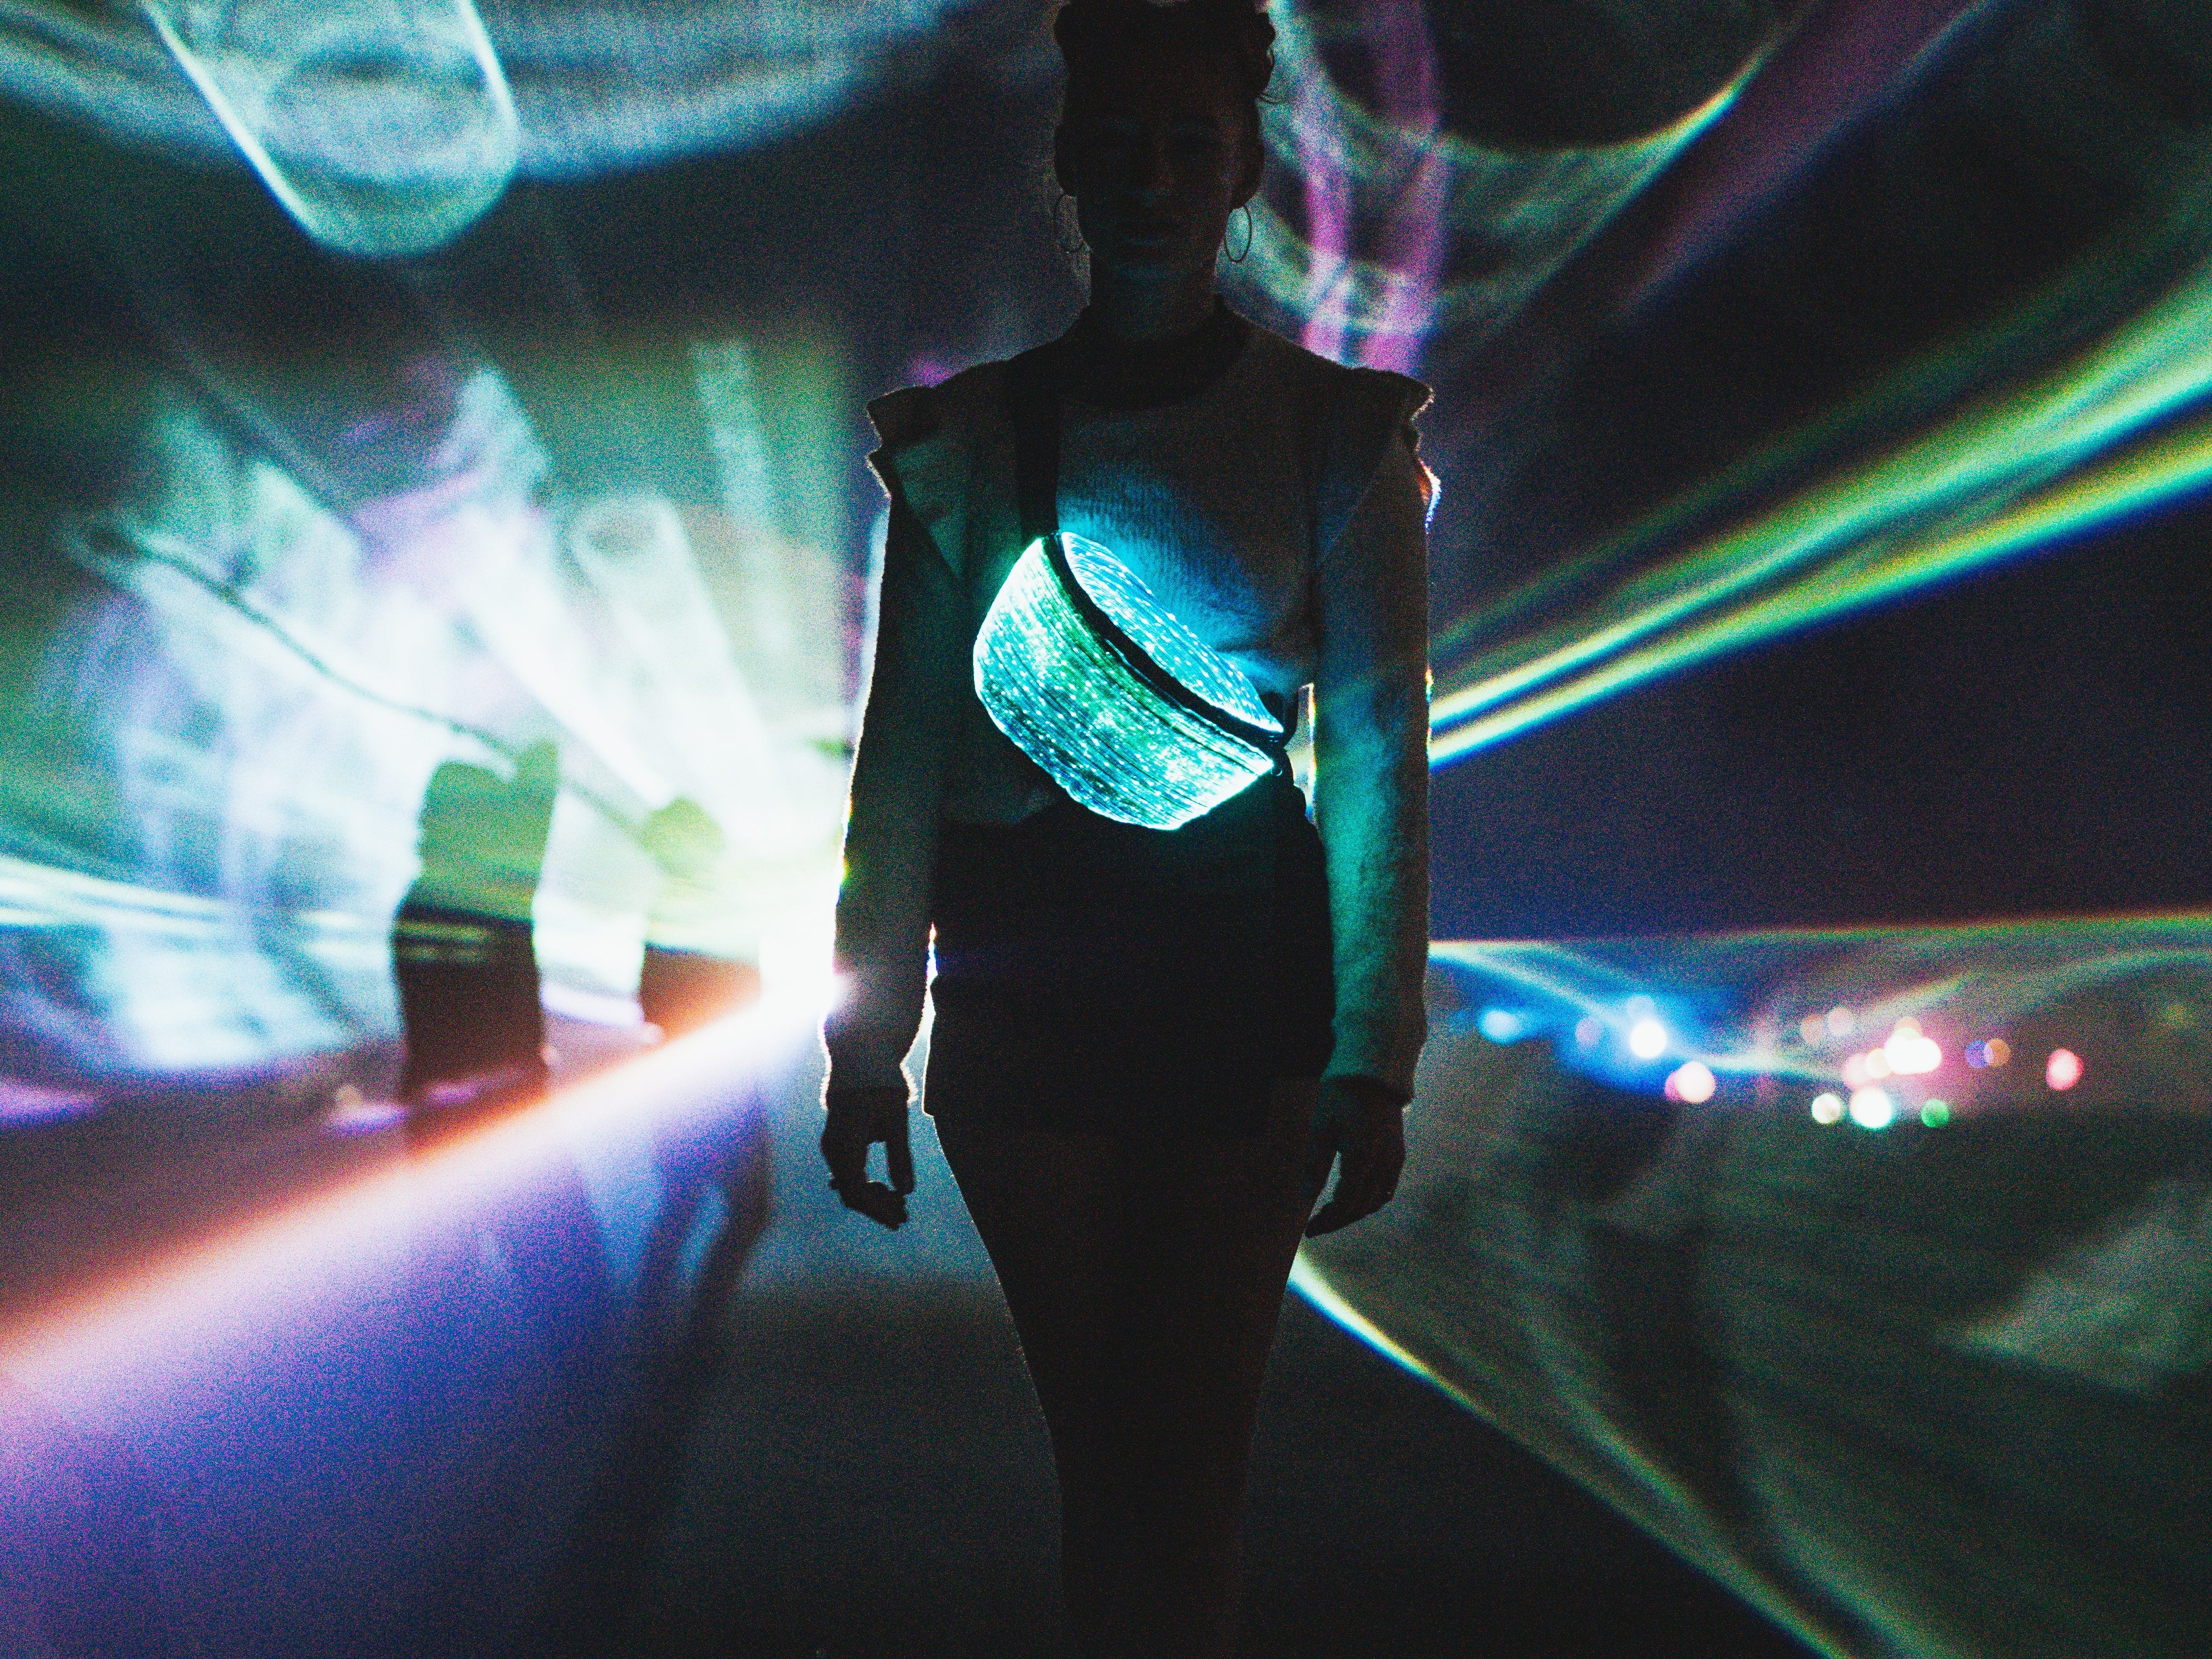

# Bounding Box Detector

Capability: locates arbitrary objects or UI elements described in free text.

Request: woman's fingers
[820,1089,914,1230]
[885,1112,916,1196]
[823,1126,910,1228]
[839,1178,911,1229]
[1304,1102,1404,1237]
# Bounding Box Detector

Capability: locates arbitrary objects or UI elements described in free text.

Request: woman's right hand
[821,1085,916,1229]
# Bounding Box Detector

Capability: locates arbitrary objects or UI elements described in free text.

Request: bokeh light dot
[2046,1048,2083,1090]
[1666,1061,1716,1104]
[1849,1086,1896,1130]
[1883,1020,1942,1074]
[1810,1092,1845,1125]
[1825,1005,1855,1038]
[1627,1017,1669,1060]
[1478,1007,1525,1043]
[1986,1038,2011,1066]
[1574,1014,1604,1048]
[1920,1099,1952,1127]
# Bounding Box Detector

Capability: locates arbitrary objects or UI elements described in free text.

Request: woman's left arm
[1307,425,1431,1233]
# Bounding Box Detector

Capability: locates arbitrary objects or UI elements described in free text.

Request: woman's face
[1057,47,1262,284]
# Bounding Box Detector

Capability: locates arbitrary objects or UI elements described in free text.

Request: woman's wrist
[1317,1073,1409,1117]
[824,1082,910,1118]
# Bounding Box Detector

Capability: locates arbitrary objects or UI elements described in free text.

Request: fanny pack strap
[1001,346,1290,763]
[1002,343,1311,1034]
[1006,344,1062,546]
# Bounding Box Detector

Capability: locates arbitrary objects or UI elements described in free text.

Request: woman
[820,2,1431,1653]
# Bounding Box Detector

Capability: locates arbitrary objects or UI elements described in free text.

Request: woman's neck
[1060,295,1249,411]
[1086,267,1219,344]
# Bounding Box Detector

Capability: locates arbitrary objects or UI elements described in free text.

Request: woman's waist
[936,769,1316,889]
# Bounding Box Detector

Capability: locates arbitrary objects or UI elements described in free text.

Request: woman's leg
[1105,1079,1318,1657]
[937,1082,1319,1659]
[935,1115,1127,1653]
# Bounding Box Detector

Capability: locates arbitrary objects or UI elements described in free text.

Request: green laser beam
[1430,399,2212,764]
[1429,213,2212,766]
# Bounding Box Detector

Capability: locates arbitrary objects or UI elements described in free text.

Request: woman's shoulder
[1233,329,1435,550]
[1233,321,1433,428]
[866,358,1012,456]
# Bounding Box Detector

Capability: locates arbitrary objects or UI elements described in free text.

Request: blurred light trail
[0,983,805,1657]
[0,991,808,1397]
[66,531,647,830]
[34,362,846,1044]
[3,0,977,228]
[1301,915,2212,1659]
[1229,6,1745,368]
[1426,911,2212,1108]
[140,0,520,259]
[1429,231,2212,767]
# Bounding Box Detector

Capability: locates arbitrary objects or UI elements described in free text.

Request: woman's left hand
[1305,1076,1406,1236]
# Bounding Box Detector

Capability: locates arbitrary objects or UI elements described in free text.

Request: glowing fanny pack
[971,347,1289,831]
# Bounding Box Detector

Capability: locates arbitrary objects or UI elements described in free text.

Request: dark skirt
[925,770,1334,1137]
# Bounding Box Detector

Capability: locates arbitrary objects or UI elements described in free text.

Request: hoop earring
[1225,203,1253,265]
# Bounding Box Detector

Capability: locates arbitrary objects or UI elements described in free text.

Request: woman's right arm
[819,494,967,1228]
[822,494,967,1099]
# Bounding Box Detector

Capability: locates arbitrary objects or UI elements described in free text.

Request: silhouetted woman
[821,3,1431,1653]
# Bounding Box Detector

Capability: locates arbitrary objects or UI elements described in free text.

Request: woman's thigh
[1115,1082,1319,1506]
[935,1083,1320,1490]
[934,1114,1126,1456]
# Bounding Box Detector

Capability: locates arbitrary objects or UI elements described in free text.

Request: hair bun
[1055,0,1277,105]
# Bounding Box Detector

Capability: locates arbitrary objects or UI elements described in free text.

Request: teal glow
[1062,533,1277,733]
[3,357,850,1073]
[2,1,972,221]
[973,533,1279,831]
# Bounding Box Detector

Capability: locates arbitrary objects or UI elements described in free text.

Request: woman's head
[1052,0,1275,286]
